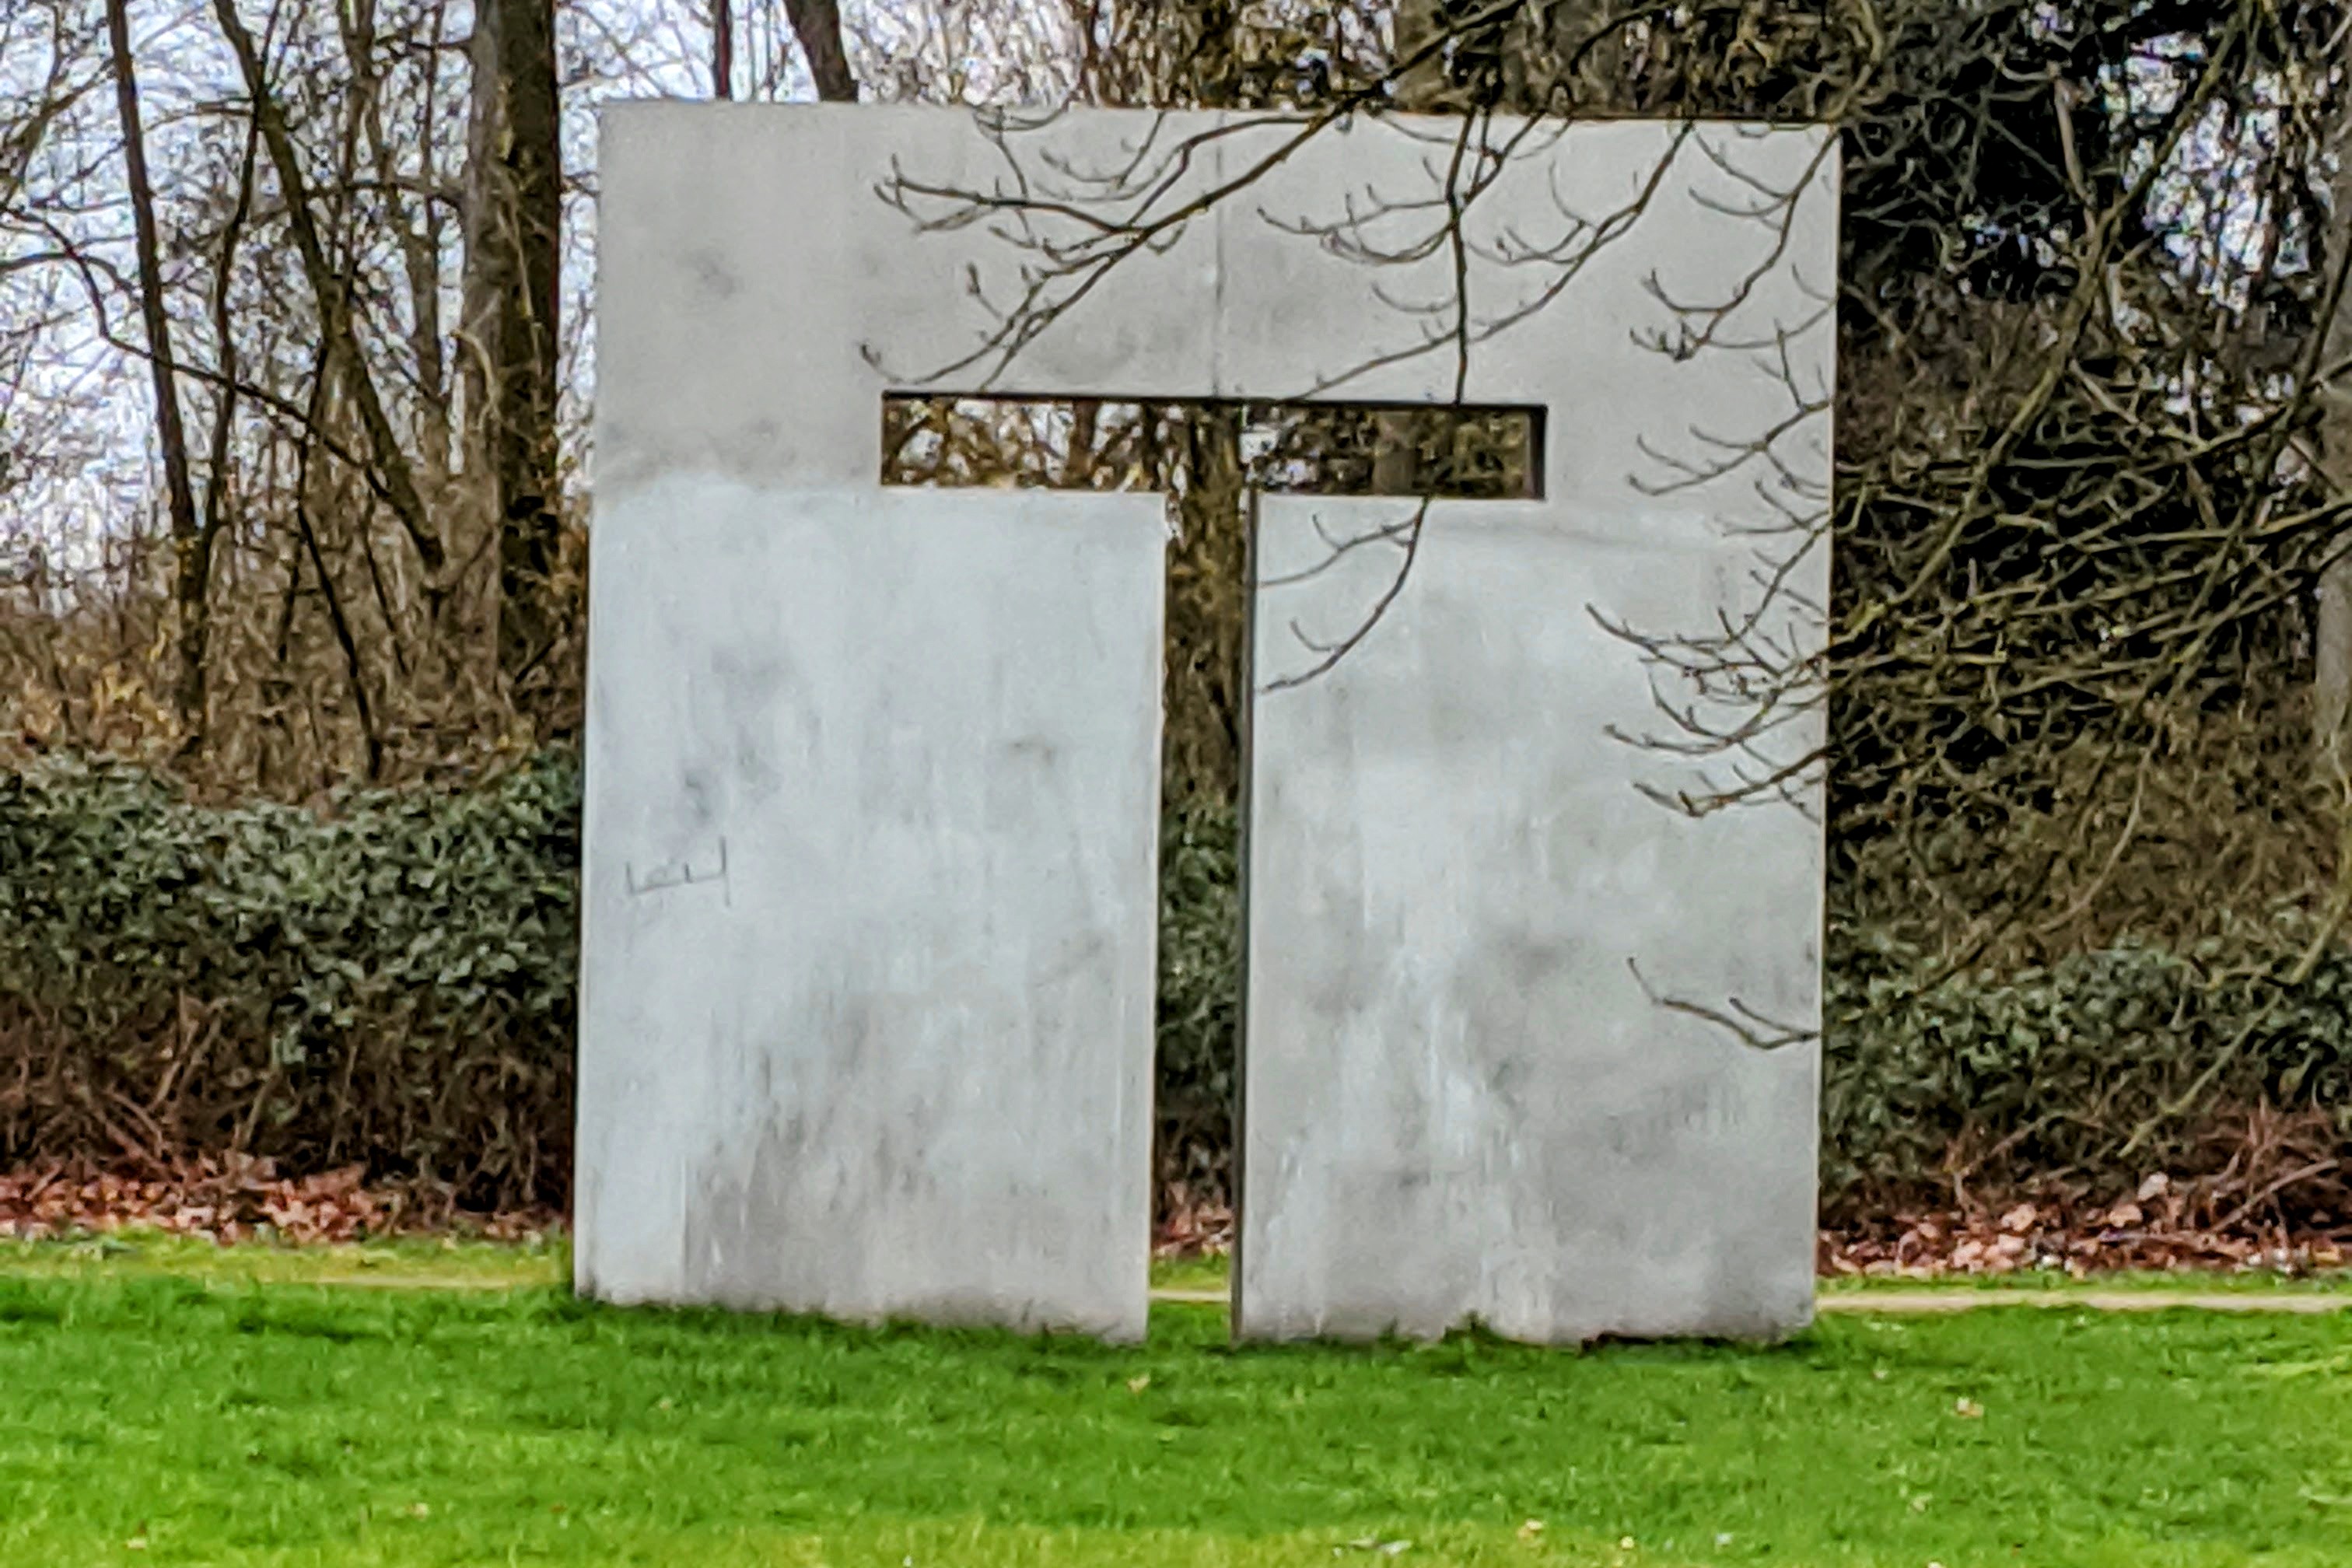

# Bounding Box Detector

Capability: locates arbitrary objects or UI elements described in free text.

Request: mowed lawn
[0,1250,2347,1567]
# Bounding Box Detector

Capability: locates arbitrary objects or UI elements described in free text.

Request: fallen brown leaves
[1157,1184,2350,1279]
[0,1157,558,1245]
[1152,1185,1234,1259]
[6,1163,2347,1279]
[1822,1175,2348,1279]
[1829,1107,2350,1276]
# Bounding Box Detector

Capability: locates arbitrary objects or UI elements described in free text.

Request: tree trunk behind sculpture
[2316,93,2352,772]
[464,0,564,715]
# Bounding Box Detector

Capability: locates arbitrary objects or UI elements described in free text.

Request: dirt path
[1146,1287,2352,1314]
[1813,1288,2352,1316]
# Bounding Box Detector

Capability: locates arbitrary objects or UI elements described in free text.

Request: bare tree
[103,0,206,733]
[463,0,563,706]
[2318,63,2352,765]
[211,0,444,583]
[783,0,856,102]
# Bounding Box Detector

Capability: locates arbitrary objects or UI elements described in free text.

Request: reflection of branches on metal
[876,93,1792,697]
[1570,131,1838,822]
[865,0,1650,396]
[872,107,1349,390]
[1258,107,1479,692]
[1279,117,1696,401]
[1626,959,1817,1052]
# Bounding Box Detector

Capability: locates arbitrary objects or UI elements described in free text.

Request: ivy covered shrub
[1154,801,1241,1199]
[1822,919,2352,1214]
[0,755,580,1206]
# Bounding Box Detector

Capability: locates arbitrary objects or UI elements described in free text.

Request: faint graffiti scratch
[627,837,731,904]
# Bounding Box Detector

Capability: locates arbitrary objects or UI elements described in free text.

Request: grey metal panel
[576,483,1163,1339]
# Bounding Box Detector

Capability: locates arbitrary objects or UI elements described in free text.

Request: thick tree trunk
[105,0,208,736]
[1166,406,1248,809]
[463,0,564,709]
[782,0,856,102]
[2317,101,2352,770]
[712,0,733,99]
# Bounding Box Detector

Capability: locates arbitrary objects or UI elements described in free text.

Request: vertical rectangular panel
[1238,498,1824,1343]
[576,483,1164,1340]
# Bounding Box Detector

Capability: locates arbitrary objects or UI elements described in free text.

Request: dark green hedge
[2,761,2343,1213]
[0,757,580,1204]
[1823,922,2352,1209]
[1155,802,1241,1196]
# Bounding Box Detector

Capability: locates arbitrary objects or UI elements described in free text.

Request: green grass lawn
[1,1258,2348,1568]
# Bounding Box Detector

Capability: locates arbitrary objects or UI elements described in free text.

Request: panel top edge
[593,98,1836,142]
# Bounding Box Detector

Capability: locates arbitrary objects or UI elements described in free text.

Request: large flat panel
[1237,495,1825,1345]
[1223,118,1836,1344]
[576,484,1164,1339]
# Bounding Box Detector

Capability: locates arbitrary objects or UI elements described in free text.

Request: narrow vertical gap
[1228,483,1258,1334]
[1156,404,1248,1272]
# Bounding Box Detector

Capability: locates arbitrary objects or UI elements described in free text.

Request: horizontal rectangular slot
[881,395,1544,501]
